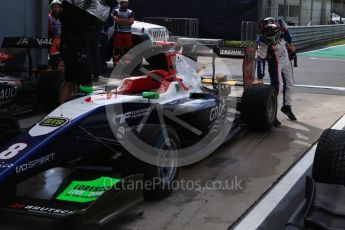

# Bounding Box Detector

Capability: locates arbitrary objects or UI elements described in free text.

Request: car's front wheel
[137,124,180,200]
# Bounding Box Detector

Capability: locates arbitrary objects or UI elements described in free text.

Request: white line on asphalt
[233,114,345,230]
[299,44,345,54]
[294,84,345,91]
[309,57,345,61]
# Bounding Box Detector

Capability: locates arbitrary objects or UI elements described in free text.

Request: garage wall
[0,0,48,63]
[260,0,332,26]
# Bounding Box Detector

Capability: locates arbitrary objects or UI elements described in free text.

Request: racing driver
[256,23,297,125]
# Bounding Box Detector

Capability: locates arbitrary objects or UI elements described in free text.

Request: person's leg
[280,62,296,120]
[76,47,93,88]
[93,42,101,80]
[100,33,108,72]
[49,54,60,70]
[268,59,280,95]
[59,46,77,104]
[113,33,121,65]
[60,81,76,104]
[123,33,133,54]
[268,58,281,126]
[281,62,294,107]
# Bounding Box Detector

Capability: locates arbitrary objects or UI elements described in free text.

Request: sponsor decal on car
[10,203,75,216]
[113,109,150,125]
[56,176,121,203]
[39,117,69,128]
[0,162,14,168]
[16,153,56,173]
[15,38,52,47]
[209,102,227,122]
[0,143,27,160]
[219,48,244,56]
[0,85,17,104]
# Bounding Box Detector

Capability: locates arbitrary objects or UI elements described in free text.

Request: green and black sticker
[39,117,69,128]
[56,177,121,203]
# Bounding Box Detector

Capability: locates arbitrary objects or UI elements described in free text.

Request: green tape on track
[301,45,345,59]
[56,177,121,203]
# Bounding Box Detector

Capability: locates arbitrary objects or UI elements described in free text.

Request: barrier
[240,21,345,49]
[143,17,199,38]
[289,24,345,49]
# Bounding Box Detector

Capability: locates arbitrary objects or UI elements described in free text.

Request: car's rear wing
[1,37,52,49]
[1,37,52,74]
[178,39,256,89]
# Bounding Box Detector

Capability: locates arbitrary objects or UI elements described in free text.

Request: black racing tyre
[0,112,20,146]
[136,124,180,200]
[312,129,345,184]
[37,70,64,111]
[241,84,277,131]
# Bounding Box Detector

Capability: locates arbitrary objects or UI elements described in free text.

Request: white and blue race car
[0,44,277,225]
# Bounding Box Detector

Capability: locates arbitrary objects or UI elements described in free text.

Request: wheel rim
[157,139,178,182]
[267,94,277,122]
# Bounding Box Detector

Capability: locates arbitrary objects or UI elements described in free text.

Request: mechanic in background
[112,0,134,65]
[59,0,114,104]
[100,11,115,73]
[48,0,62,70]
[89,22,103,82]
[255,23,297,126]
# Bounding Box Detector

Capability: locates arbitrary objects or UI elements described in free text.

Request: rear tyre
[136,124,180,200]
[37,70,64,111]
[241,84,277,131]
[312,129,345,184]
[0,112,20,146]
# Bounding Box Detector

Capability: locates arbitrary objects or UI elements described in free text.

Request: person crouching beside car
[255,23,297,126]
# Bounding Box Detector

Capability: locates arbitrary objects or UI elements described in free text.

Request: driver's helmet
[261,24,281,45]
[263,17,277,25]
[259,17,277,34]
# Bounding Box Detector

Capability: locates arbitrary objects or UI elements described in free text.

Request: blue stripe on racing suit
[257,57,266,80]
[277,17,292,44]
[257,36,266,79]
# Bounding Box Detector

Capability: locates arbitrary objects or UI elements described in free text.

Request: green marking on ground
[300,45,345,59]
[56,177,121,203]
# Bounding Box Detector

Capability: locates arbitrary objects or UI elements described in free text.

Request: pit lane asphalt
[3,47,345,230]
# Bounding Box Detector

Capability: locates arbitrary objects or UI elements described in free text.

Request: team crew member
[59,0,113,104]
[112,0,134,64]
[256,23,297,125]
[48,0,62,70]
[100,11,115,72]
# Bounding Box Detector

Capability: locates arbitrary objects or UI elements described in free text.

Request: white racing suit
[257,37,294,107]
